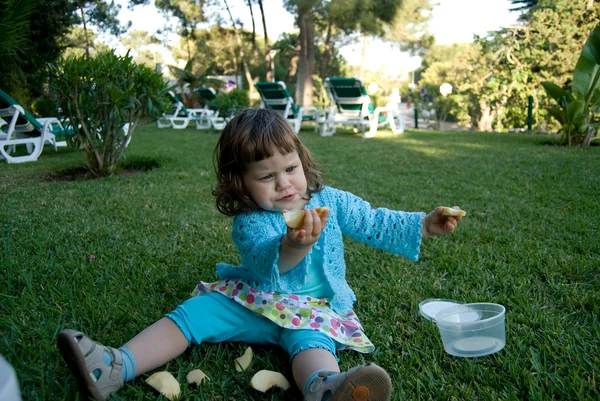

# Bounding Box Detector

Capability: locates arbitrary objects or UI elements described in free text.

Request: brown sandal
[305,362,392,401]
[57,329,124,401]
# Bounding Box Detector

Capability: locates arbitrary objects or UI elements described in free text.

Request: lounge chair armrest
[38,117,64,131]
[298,106,318,113]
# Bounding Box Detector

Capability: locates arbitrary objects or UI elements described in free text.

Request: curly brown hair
[213,108,324,216]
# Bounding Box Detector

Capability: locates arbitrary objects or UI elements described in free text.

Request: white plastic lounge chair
[156,91,209,129]
[319,77,404,138]
[193,87,227,130]
[254,81,319,134]
[0,88,68,163]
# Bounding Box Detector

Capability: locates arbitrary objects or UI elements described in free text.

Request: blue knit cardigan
[216,186,425,312]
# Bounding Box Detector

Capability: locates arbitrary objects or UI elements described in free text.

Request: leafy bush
[31,94,59,117]
[0,70,30,106]
[542,24,600,147]
[49,51,169,177]
[209,89,250,118]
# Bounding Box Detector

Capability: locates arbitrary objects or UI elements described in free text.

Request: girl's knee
[167,293,280,346]
[280,330,338,362]
[166,294,235,345]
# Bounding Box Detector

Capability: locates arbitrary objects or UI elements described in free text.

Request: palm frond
[0,0,39,57]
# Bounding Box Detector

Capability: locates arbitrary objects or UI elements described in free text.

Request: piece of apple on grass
[283,206,330,228]
[235,346,253,372]
[186,369,210,386]
[441,206,466,217]
[249,370,291,392]
[145,371,180,400]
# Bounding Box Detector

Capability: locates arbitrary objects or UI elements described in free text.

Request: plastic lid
[419,299,463,321]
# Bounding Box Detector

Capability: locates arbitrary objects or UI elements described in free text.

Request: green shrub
[31,94,59,117]
[49,51,169,177]
[542,24,600,147]
[0,70,29,106]
[209,89,250,118]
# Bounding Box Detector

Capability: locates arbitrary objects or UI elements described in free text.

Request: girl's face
[243,150,308,212]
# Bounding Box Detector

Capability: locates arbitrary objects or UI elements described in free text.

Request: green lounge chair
[193,87,227,130]
[320,77,404,138]
[196,87,219,109]
[157,91,212,129]
[254,81,319,134]
[0,88,69,163]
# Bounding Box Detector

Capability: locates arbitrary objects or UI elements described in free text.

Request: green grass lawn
[1,123,599,401]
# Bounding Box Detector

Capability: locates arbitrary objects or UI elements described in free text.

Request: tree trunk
[319,21,333,79]
[303,10,315,106]
[247,0,258,59]
[360,33,368,81]
[582,125,596,147]
[296,9,315,106]
[233,49,240,87]
[533,88,540,130]
[288,43,300,82]
[185,37,192,61]
[295,15,306,104]
[80,7,90,58]
[478,99,495,132]
[224,0,255,94]
[258,0,273,82]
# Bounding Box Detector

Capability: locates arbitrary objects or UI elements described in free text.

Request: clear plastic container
[435,303,506,357]
[0,354,22,401]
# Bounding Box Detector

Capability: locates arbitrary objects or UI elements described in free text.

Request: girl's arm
[231,212,287,281]
[331,188,425,261]
[278,208,329,272]
[278,236,311,273]
[229,210,323,287]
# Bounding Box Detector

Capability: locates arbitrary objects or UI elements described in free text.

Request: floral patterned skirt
[192,279,374,353]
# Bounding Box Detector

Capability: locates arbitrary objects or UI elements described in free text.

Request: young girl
[58,108,462,401]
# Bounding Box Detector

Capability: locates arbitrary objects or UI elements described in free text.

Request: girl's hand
[282,208,330,248]
[421,206,462,239]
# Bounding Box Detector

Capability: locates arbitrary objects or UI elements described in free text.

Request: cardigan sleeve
[219,211,309,291]
[330,187,425,261]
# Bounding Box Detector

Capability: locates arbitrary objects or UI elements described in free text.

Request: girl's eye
[260,174,273,180]
[285,166,296,173]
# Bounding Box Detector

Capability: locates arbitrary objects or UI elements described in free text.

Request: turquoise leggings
[166,292,341,362]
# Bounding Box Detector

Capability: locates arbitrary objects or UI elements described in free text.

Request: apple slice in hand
[441,206,466,217]
[283,207,330,228]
